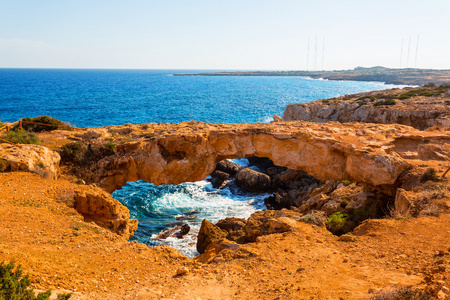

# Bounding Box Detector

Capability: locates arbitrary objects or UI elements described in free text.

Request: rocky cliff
[282,86,450,130]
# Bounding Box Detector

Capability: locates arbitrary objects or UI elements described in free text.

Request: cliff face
[282,88,450,130]
[53,121,449,194]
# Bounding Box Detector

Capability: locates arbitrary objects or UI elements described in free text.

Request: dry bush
[370,286,432,300]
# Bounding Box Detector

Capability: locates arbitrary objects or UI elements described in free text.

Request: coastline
[174,66,450,86]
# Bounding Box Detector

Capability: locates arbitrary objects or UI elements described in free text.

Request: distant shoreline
[174,66,450,86]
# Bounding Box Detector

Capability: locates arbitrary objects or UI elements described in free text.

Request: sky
[0,0,449,70]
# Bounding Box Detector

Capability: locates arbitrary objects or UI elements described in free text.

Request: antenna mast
[321,37,325,71]
[313,35,318,71]
[406,36,411,68]
[414,34,420,68]
[400,38,404,68]
[307,36,310,71]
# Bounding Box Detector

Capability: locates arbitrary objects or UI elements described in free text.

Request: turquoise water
[0,68,401,256]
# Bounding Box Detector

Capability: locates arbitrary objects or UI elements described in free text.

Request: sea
[0,68,402,257]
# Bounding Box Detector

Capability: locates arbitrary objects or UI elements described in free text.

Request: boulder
[216,217,247,243]
[244,210,297,242]
[394,188,414,216]
[0,144,60,179]
[157,224,191,239]
[178,224,190,238]
[208,170,230,189]
[196,219,228,254]
[235,168,271,193]
[215,160,242,176]
[272,114,282,122]
[74,185,138,239]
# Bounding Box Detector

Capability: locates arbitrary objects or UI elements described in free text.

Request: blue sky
[0,0,449,70]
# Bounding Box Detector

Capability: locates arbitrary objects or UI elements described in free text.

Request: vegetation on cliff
[1,130,40,145]
[14,116,66,133]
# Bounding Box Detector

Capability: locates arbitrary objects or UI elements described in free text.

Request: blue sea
[0,68,401,256]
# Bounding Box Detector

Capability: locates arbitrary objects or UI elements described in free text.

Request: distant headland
[175,66,450,86]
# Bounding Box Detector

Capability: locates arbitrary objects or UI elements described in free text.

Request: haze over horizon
[1,0,449,70]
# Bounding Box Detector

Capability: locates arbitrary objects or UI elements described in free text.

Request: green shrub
[17,116,65,132]
[59,142,87,164]
[59,141,115,166]
[340,200,349,208]
[341,180,353,186]
[106,139,116,150]
[374,99,396,106]
[423,82,436,87]
[325,212,348,233]
[0,158,8,172]
[0,261,71,300]
[1,130,40,145]
[398,88,444,100]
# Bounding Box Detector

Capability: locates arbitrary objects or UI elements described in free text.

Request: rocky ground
[0,172,448,299]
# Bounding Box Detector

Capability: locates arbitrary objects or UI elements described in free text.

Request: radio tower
[321,37,325,71]
[406,36,411,68]
[414,35,420,68]
[306,36,310,71]
[400,38,404,68]
[313,35,318,71]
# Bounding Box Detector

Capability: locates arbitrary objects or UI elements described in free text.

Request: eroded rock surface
[282,88,450,130]
[50,121,450,193]
[73,185,138,239]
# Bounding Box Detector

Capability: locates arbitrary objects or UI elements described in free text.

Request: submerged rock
[178,224,190,238]
[208,170,230,189]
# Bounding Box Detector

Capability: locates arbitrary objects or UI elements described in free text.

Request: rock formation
[57,121,450,193]
[282,88,450,130]
[73,185,138,240]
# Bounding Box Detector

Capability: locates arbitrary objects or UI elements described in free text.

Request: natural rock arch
[84,121,449,193]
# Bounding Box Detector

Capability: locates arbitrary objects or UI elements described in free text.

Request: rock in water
[235,168,271,193]
[208,170,230,188]
[177,224,190,238]
[196,219,227,254]
[215,160,243,176]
